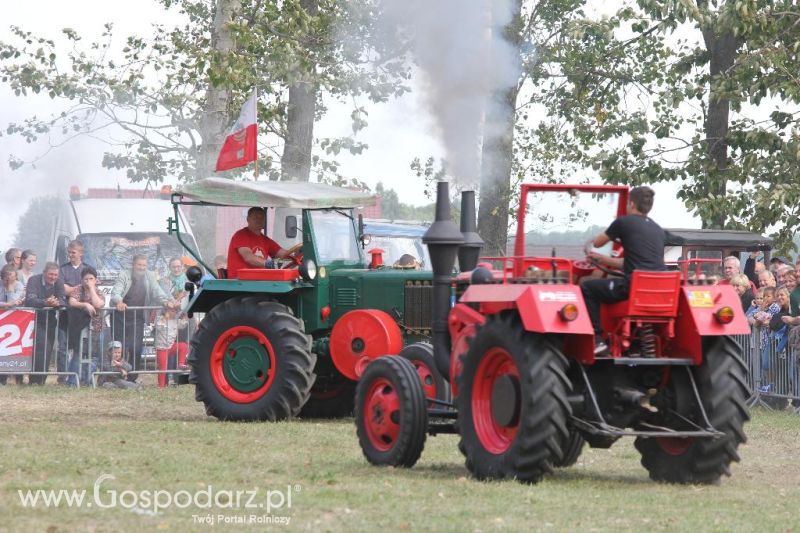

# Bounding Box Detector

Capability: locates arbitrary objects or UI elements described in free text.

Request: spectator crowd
[0,243,200,389]
[715,252,800,394]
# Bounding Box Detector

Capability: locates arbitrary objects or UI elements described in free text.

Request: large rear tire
[635,335,750,484]
[187,297,316,421]
[355,356,428,468]
[457,313,572,483]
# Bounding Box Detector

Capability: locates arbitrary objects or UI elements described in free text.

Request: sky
[0,1,699,251]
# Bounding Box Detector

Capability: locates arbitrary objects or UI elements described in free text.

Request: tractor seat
[605,270,682,319]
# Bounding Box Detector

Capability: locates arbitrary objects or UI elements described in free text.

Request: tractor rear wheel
[635,336,750,484]
[400,342,449,405]
[457,313,571,483]
[187,297,316,421]
[355,356,428,467]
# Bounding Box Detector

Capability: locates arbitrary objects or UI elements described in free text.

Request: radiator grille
[404,281,432,331]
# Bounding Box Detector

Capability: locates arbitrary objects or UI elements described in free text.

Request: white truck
[49,186,200,301]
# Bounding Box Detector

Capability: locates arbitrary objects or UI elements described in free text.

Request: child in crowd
[753,287,780,391]
[100,341,141,390]
[746,288,764,321]
[155,307,189,388]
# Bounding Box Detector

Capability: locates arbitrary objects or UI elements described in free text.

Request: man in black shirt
[581,186,665,353]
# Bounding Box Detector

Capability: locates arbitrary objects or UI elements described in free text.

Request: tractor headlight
[300,259,317,282]
[185,266,203,284]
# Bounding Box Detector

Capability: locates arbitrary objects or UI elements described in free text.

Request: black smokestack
[423,181,463,381]
[458,190,483,272]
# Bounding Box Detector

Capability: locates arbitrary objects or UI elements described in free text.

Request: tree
[478,0,523,256]
[514,0,800,251]
[12,196,65,266]
[0,0,409,185]
[375,181,435,221]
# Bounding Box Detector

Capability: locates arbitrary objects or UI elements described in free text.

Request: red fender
[671,285,750,363]
[447,303,486,397]
[459,284,594,335]
[457,284,595,363]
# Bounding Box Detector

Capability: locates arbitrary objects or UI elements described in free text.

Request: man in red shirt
[227,207,301,278]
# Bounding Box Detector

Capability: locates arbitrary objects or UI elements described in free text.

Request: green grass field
[0,384,798,532]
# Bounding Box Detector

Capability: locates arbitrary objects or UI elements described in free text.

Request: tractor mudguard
[672,285,750,363]
[186,279,308,315]
[458,284,594,335]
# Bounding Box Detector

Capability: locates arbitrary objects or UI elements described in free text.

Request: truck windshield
[79,233,198,285]
[310,210,360,264]
[521,189,620,259]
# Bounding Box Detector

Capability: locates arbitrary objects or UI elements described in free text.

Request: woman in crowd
[18,250,37,287]
[0,264,24,308]
[731,273,754,311]
[0,264,26,385]
[4,248,22,270]
[161,257,188,303]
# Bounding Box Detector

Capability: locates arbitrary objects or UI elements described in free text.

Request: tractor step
[595,357,694,366]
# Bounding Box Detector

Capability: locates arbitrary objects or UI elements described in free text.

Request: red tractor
[354,182,751,484]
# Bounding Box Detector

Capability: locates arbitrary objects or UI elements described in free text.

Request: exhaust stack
[423,181,464,381]
[458,190,483,272]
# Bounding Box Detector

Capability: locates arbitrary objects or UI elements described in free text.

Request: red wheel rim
[410,360,437,401]
[656,437,693,456]
[472,347,520,454]
[210,325,276,403]
[363,377,401,452]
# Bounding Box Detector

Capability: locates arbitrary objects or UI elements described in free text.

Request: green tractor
[169,178,444,421]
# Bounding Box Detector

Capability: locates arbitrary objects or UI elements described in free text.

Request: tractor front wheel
[457,313,572,483]
[635,335,750,484]
[355,356,428,468]
[552,429,585,468]
[187,297,316,421]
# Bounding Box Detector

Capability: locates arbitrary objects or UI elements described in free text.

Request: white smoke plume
[378,0,521,187]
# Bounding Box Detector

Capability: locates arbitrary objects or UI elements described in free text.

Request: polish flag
[215,90,258,172]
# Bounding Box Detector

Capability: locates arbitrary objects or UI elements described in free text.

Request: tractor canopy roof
[172,177,377,209]
[664,228,773,251]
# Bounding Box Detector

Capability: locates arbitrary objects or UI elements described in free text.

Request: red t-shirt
[227,227,281,278]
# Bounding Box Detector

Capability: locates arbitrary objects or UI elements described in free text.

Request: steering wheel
[280,243,303,269]
[580,241,625,278]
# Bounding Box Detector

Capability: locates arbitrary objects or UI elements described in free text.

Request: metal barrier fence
[0,306,194,388]
[735,329,800,413]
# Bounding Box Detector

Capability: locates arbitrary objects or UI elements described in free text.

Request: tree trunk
[701,18,736,229]
[194,0,238,261]
[196,0,238,180]
[280,0,318,182]
[478,0,522,255]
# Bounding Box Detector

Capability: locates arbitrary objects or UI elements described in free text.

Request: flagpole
[254,86,259,181]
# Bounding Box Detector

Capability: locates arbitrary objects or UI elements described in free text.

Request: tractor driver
[226,207,301,278]
[581,186,665,354]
